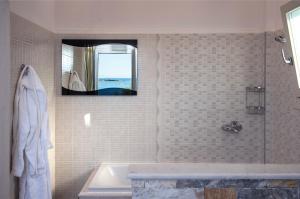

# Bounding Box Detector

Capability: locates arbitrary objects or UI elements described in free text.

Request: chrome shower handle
[281,48,293,65]
[222,121,242,134]
[275,35,293,66]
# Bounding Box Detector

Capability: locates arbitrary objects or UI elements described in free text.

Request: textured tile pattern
[265,31,300,163]
[176,179,299,189]
[133,188,205,199]
[54,31,300,199]
[55,34,158,199]
[132,179,300,199]
[10,13,56,193]
[205,188,236,199]
[237,188,298,199]
[132,179,204,199]
[157,34,265,163]
[10,12,300,199]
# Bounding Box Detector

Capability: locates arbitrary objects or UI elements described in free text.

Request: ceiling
[9,0,289,34]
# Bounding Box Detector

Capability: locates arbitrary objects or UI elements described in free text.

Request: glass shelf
[246,86,265,115]
[246,86,265,92]
[246,106,265,115]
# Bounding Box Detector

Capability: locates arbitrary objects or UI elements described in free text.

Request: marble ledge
[128,163,300,180]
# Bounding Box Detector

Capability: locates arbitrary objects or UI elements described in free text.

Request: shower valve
[221,121,242,133]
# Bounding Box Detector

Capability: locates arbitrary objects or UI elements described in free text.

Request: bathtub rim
[128,163,300,180]
[78,163,132,198]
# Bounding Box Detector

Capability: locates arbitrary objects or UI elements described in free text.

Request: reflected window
[97,44,135,90]
[61,40,138,96]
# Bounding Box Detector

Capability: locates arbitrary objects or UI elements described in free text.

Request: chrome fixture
[281,48,293,65]
[246,86,265,115]
[275,35,293,65]
[222,121,242,133]
[275,35,287,43]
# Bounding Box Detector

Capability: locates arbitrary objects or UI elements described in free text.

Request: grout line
[155,34,161,163]
[263,32,267,164]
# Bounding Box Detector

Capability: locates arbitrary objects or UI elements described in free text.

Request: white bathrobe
[12,65,52,199]
[68,71,86,91]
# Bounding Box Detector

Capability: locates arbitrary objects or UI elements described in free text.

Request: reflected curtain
[83,46,97,91]
[131,48,137,90]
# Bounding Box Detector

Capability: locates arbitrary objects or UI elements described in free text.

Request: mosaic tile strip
[132,179,300,199]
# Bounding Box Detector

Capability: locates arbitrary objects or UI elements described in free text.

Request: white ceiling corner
[9,0,290,34]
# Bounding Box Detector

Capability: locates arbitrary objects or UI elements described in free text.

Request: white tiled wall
[54,34,158,199]
[10,13,56,194]
[10,13,300,199]
[157,34,265,163]
[54,33,267,198]
[265,31,300,163]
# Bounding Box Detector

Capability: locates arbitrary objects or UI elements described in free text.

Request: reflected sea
[98,78,132,89]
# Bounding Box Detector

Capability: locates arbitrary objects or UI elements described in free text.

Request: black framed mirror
[61,39,138,95]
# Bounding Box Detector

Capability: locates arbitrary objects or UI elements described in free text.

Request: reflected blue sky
[98,53,132,78]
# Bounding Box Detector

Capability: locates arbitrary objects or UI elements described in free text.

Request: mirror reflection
[61,40,138,95]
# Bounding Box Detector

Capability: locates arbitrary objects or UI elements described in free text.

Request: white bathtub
[79,163,131,199]
[79,163,300,199]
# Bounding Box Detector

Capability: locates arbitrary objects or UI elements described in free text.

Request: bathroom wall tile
[176,180,210,188]
[13,9,300,199]
[132,180,145,188]
[132,187,205,199]
[55,35,158,198]
[237,188,298,199]
[205,188,236,199]
[144,180,177,189]
[53,31,300,199]
[176,179,299,189]
[133,179,300,199]
[265,31,300,164]
[10,13,56,194]
[157,34,265,163]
